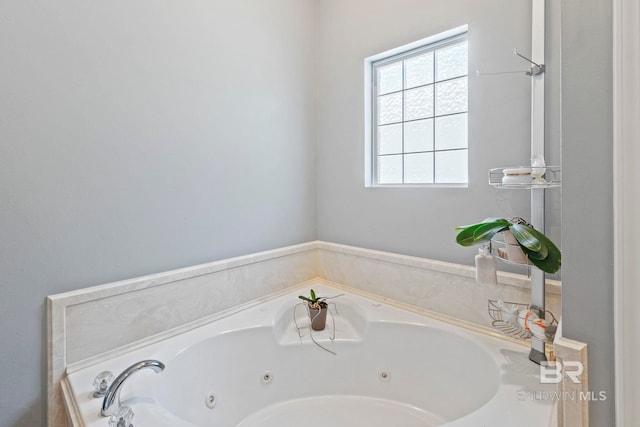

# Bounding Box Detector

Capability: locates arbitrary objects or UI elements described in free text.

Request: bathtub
[63,283,556,426]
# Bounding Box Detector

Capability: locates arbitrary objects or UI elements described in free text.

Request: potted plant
[298,289,329,331]
[455,217,561,274]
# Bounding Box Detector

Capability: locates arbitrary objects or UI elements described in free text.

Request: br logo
[539,361,584,384]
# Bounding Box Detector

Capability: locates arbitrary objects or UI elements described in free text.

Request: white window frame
[364,25,469,187]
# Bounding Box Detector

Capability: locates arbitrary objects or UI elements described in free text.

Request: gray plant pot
[308,303,328,331]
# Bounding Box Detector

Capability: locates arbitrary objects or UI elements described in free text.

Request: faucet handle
[108,406,134,427]
[92,371,114,397]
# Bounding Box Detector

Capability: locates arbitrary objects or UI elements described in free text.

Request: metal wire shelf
[488,299,558,342]
[488,166,561,189]
[490,232,532,268]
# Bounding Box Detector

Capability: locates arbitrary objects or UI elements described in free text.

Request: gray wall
[316,0,561,270]
[0,1,317,425]
[561,0,615,425]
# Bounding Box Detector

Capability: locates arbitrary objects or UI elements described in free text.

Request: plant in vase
[298,289,329,331]
[455,217,561,274]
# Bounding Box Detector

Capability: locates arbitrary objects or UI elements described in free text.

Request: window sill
[367,183,469,189]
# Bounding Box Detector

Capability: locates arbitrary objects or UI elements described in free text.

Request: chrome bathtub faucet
[101,359,165,417]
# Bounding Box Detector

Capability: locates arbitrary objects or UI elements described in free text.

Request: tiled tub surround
[315,242,561,327]
[64,284,557,427]
[48,241,561,426]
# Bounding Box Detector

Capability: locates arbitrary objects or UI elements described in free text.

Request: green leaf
[456,224,488,246]
[456,220,509,246]
[454,218,509,231]
[298,295,313,303]
[473,223,511,242]
[520,245,548,260]
[510,223,543,252]
[522,227,561,274]
[310,289,316,302]
[483,217,508,223]
[525,250,561,273]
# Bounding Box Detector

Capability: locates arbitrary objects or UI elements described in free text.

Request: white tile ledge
[60,377,81,426]
[316,241,561,294]
[553,320,589,427]
[48,241,560,308]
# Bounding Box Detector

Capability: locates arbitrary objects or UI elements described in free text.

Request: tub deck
[63,283,557,427]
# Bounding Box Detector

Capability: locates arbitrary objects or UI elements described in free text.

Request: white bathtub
[64,284,556,426]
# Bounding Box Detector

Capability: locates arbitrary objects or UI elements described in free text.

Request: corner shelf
[488,166,561,189]
[488,300,558,342]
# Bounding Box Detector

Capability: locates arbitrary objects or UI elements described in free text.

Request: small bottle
[475,245,497,285]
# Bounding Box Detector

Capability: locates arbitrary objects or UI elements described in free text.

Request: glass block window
[372,33,468,185]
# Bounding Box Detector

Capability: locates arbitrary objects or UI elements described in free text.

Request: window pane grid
[375,74,470,100]
[373,34,468,185]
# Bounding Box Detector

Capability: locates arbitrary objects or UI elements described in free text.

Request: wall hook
[513,48,545,76]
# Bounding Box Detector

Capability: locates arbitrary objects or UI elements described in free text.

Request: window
[367,31,468,186]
